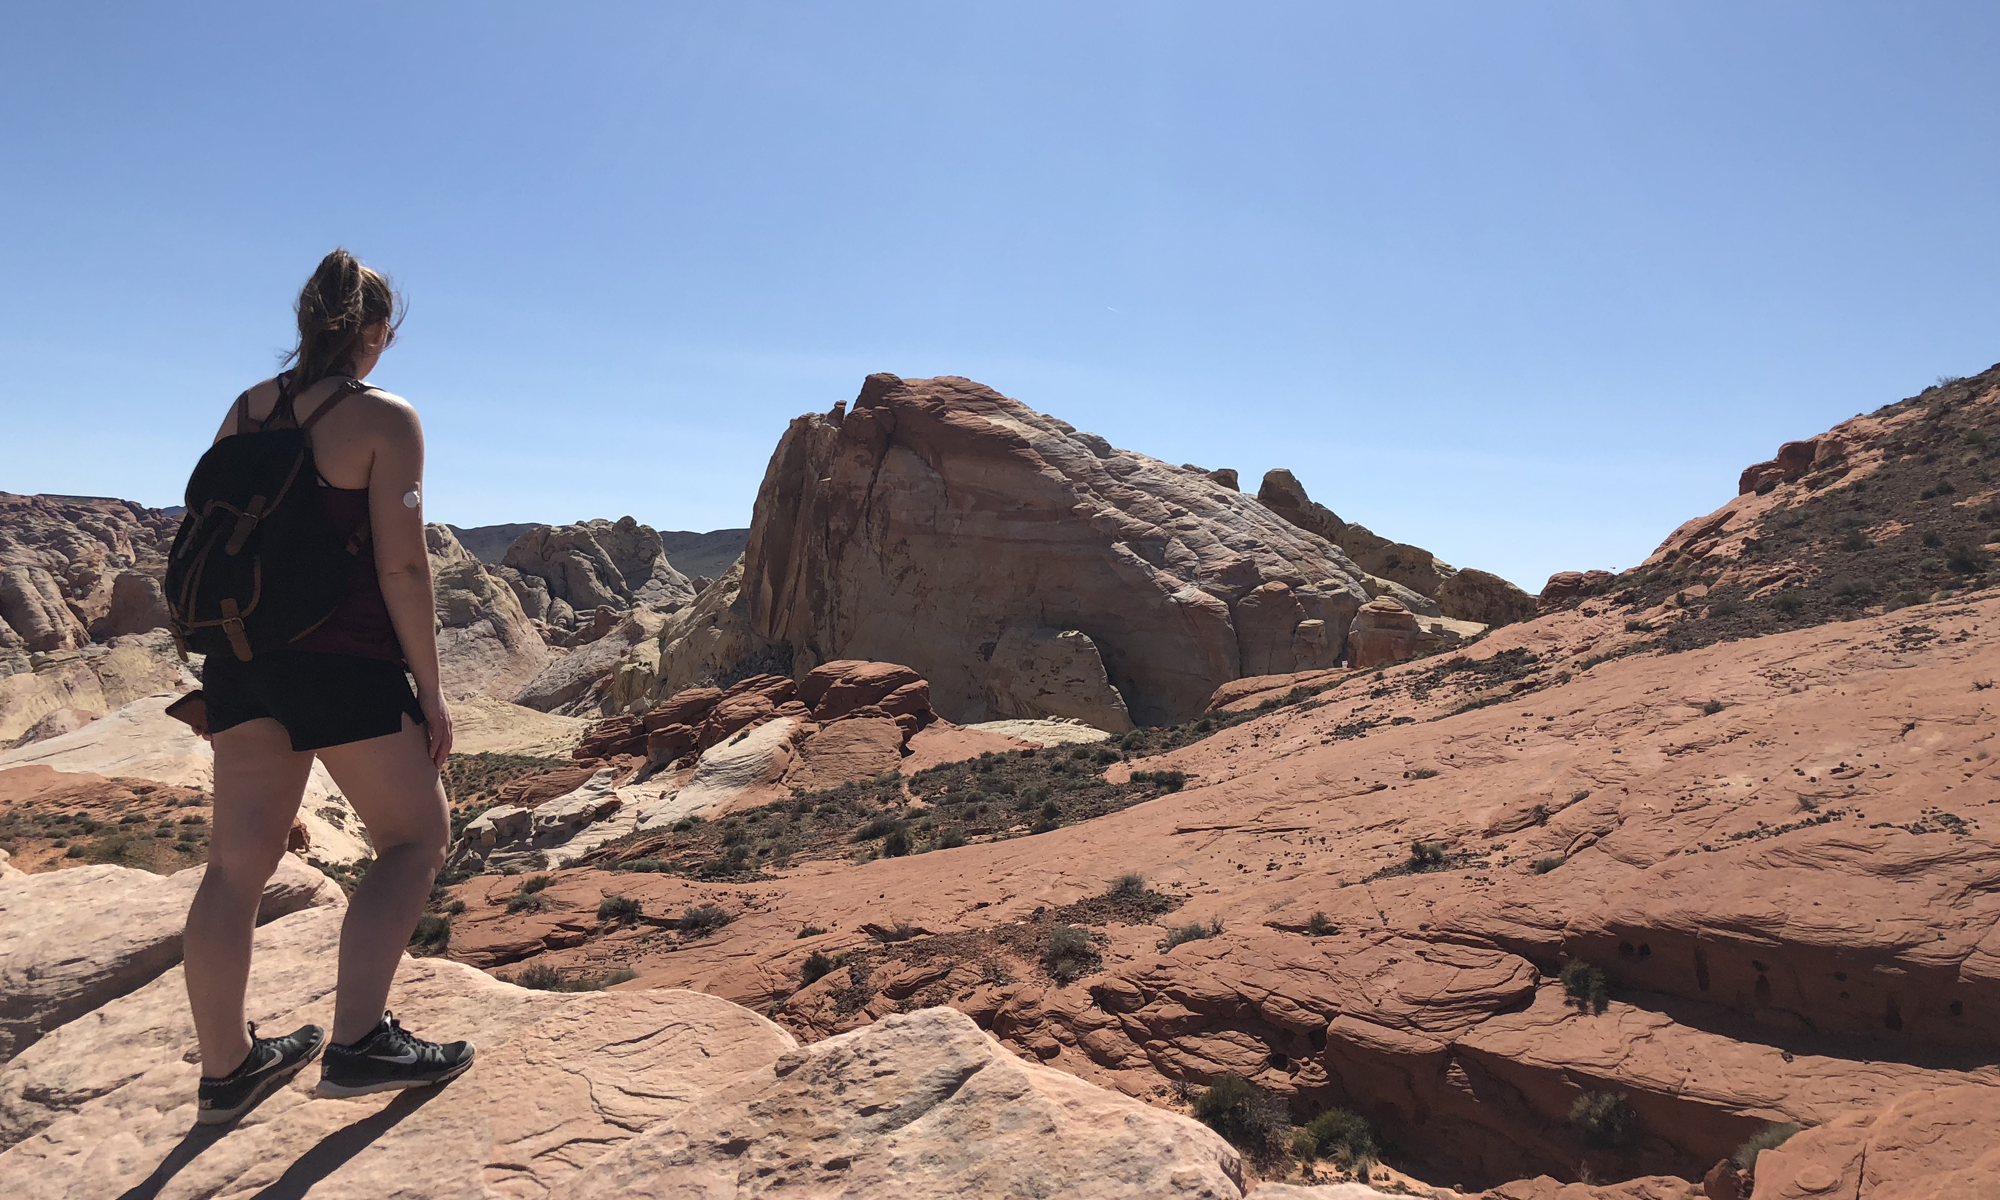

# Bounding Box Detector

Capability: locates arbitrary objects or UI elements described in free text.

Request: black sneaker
[315,1011,475,1098]
[196,1022,326,1126]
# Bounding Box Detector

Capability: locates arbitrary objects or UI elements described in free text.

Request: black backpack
[164,376,372,662]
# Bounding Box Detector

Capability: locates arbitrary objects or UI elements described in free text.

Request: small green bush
[1305,911,1336,936]
[1130,769,1188,792]
[507,891,552,914]
[934,829,967,850]
[622,858,667,872]
[882,826,913,856]
[1191,1074,1287,1150]
[852,815,903,842]
[519,874,554,893]
[1560,959,1609,1014]
[1108,872,1146,898]
[1733,1122,1801,1171]
[800,950,840,986]
[1568,1090,1639,1147]
[1040,923,1100,985]
[409,913,451,952]
[1159,918,1223,952]
[1771,592,1804,617]
[597,894,643,922]
[797,924,827,938]
[506,964,638,992]
[1293,1107,1376,1169]
[1702,699,1725,715]
[1408,840,1447,868]
[678,903,732,935]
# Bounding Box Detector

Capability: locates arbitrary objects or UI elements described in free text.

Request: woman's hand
[419,687,454,768]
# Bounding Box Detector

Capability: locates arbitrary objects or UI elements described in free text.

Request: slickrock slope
[0,857,1263,1199]
[437,370,2000,1194]
[0,492,176,652]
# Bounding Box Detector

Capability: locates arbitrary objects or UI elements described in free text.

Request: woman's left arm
[367,396,453,766]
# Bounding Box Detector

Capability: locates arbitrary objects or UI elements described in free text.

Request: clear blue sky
[4,3,1996,591]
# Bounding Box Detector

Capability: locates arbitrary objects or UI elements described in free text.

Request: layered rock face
[424,524,555,701]
[0,493,176,653]
[500,517,695,631]
[715,373,1382,726]
[1255,469,1538,628]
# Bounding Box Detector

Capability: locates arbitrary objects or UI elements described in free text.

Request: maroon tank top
[291,485,405,663]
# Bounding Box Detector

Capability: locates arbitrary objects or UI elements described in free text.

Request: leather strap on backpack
[218,597,254,662]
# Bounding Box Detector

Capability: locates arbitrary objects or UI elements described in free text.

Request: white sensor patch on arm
[402,487,422,509]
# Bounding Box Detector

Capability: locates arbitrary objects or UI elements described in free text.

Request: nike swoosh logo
[241,1052,284,1078]
[368,1050,420,1064]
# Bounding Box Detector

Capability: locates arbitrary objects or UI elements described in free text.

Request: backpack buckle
[223,495,268,556]
[219,598,254,662]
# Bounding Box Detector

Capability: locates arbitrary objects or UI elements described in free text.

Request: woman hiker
[169,249,474,1124]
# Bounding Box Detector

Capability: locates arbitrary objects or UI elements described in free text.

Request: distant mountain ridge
[447,523,749,583]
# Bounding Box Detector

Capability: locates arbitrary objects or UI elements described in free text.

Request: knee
[378,824,449,873]
[198,849,284,896]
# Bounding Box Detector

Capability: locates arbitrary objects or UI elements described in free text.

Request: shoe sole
[313,1045,476,1098]
[196,1041,325,1126]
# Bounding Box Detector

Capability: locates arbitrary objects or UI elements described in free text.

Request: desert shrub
[800,950,840,986]
[597,894,643,922]
[1623,619,1654,633]
[1040,923,1100,984]
[1029,817,1059,834]
[1771,592,1804,616]
[1560,959,1609,1014]
[1707,598,1741,619]
[871,920,921,943]
[1292,1107,1376,1169]
[1702,699,1725,715]
[1408,840,1447,868]
[1734,1122,1801,1171]
[506,964,638,992]
[1109,872,1146,898]
[1946,544,1989,574]
[1568,1091,1639,1147]
[934,829,967,850]
[1159,918,1223,952]
[1039,798,1061,820]
[1191,1074,1287,1151]
[699,843,753,877]
[678,903,732,935]
[621,858,667,872]
[507,890,552,913]
[1532,856,1566,874]
[852,815,903,842]
[797,923,827,938]
[520,874,554,893]
[1305,911,1336,936]
[882,826,912,857]
[1130,769,1188,792]
[1093,746,1120,765]
[1119,729,1146,750]
[410,914,451,952]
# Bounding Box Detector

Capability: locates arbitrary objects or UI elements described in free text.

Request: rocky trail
[3,367,1999,1197]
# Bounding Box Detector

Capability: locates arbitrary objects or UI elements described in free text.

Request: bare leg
[185,717,313,1078]
[315,713,449,1045]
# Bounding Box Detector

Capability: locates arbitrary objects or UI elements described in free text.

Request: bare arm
[366,398,453,765]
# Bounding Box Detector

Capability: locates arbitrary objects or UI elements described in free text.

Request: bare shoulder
[346,385,423,434]
[210,376,281,444]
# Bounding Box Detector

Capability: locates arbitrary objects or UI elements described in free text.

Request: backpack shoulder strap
[231,391,252,437]
[300,378,370,434]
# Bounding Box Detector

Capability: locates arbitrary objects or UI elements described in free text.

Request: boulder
[451,766,636,872]
[569,1006,1245,1200]
[427,524,555,701]
[791,715,906,790]
[724,374,1376,726]
[1744,1085,2000,1199]
[1344,597,1428,669]
[1539,568,1615,610]
[1256,470,1533,627]
[0,904,799,1196]
[985,626,1137,732]
[0,567,86,653]
[514,607,669,715]
[0,855,339,1062]
[0,493,177,636]
[93,570,170,639]
[501,517,695,617]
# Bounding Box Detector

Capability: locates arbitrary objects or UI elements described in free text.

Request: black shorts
[203,650,425,752]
